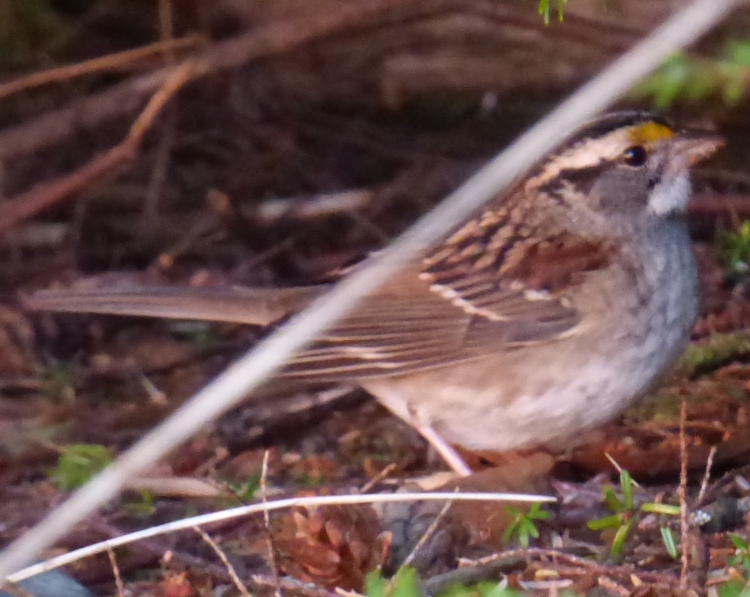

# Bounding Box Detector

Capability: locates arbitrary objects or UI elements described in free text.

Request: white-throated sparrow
[24,112,722,475]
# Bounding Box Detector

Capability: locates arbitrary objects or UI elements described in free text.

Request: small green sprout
[588,469,681,558]
[226,473,261,503]
[537,0,568,24]
[718,581,750,597]
[660,526,679,559]
[365,567,421,597]
[51,444,112,491]
[719,221,750,277]
[124,489,157,516]
[366,567,523,597]
[502,502,550,547]
[729,535,750,575]
[721,537,750,597]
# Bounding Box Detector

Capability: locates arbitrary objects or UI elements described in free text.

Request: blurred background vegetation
[1,0,750,282]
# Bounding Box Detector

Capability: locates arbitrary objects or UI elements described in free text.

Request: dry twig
[0,60,196,237]
[261,451,282,597]
[251,574,340,597]
[141,109,176,221]
[106,549,124,597]
[597,576,630,597]
[359,464,397,494]
[422,558,525,595]
[396,491,456,574]
[679,400,690,591]
[247,190,374,224]
[0,37,201,102]
[194,527,252,597]
[469,548,681,588]
[697,445,717,505]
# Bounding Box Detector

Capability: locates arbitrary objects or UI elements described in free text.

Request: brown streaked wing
[284,231,611,379]
[283,288,476,378]
[420,202,613,328]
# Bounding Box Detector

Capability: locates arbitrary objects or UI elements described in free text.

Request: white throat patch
[648,171,691,216]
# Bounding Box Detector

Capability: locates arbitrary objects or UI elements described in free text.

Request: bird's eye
[623,145,648,167]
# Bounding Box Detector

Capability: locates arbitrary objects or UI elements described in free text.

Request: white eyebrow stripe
[532,128,634,187]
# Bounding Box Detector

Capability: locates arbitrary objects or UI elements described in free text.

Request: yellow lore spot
[628,122,674,145]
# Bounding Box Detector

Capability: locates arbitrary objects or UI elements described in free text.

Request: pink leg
[415,422,472,477]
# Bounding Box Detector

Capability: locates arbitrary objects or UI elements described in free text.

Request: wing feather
[290,200,614,378]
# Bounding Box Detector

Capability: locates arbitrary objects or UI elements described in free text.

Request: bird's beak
[671,131,724,166]
[648,131,723,216]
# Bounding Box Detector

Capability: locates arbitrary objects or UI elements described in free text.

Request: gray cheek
[648,171,691,215]
[590,171,648,215]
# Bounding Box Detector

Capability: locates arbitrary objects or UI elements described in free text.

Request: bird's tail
[21,284,324,326]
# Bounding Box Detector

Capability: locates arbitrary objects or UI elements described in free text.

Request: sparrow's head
[531,111,722,221]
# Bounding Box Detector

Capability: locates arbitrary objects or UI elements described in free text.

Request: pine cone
[272,497,384,590]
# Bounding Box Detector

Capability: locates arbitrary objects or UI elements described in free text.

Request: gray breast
[364,218,699,452]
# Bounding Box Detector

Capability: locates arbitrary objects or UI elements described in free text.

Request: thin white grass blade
[8,491,554,583]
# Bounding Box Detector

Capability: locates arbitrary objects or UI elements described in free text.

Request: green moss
[677,332,750,378]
